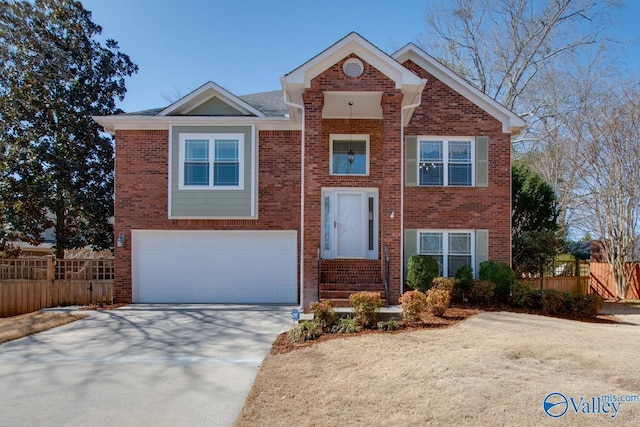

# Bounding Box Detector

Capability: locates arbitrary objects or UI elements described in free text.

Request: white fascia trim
[157,81,266,117]
[168,125,173,219]
[283,33,423,90]
[167,216,258,220]
[251,124,257,218]
[392,44,526,134]
[92,116,299,134]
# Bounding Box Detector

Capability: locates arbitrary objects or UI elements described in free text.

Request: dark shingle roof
[240,90,287,117]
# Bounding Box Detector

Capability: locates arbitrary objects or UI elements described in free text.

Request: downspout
[282,84,305,310]
[400,80,427,297]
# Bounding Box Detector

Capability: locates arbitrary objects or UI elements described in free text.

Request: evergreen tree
[0,0,137,257]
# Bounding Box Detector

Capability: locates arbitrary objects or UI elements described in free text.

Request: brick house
[94,33,524,308]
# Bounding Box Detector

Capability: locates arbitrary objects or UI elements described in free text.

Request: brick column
[381,91,404,303]
[301,90,324,309]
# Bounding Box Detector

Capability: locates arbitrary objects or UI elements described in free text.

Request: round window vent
[343,58,364,77]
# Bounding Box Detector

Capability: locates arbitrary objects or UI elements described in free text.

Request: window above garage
[179,133,244,190]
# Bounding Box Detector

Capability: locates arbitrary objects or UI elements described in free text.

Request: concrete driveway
[0,305,294,427]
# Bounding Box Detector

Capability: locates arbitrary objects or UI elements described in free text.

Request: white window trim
[417,136,475,187]
[178,133,244,190]
[329,134,370,176]
[417,229,475,277]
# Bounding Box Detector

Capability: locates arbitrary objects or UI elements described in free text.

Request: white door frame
[321,187,378,260]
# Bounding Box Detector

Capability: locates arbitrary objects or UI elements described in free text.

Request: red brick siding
[113,129,301,303]
[402,60,512,265]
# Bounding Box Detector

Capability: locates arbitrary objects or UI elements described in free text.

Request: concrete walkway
[0,305,294,427]
[601,302,640,326]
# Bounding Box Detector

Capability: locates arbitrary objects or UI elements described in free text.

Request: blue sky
[80,0,640,113]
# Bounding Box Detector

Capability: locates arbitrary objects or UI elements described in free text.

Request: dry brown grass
[235,311,640,427]
[0,311,86,345]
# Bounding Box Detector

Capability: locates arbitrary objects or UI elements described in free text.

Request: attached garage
[131,230,298,303]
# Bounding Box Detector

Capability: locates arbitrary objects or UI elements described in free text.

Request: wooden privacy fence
[518,260,590,294]
[589,262,640,300]
[0,257,114,318]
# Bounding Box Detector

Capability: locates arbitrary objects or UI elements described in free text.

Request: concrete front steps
[319,259,387,307]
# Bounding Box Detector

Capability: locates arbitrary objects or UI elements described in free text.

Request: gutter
[281,84,305,310]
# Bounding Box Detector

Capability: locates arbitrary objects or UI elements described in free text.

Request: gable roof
[157,81,266,117]
[392,43,526,134]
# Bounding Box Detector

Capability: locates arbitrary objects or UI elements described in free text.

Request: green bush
[455,265,474,292]
[541,289,568,315]
[470,280,495,304]
[509,282,538,307]
[331,316,359,334]
[310,300,338,330]
[570,294,604,319]
[398,290,427,324]
[287,320,321,343]
[432,277,456,292]
[349,291,382,328]
[479,261,515,297]
[407,255,439,292]
[426,288,451,317]
[377,318,399,331]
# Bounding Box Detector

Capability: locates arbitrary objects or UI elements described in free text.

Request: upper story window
[330,134,369,176]
[179,133,244,190]
[419,137,474,186]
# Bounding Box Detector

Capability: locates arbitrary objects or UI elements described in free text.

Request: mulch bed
[79,303,128,311]
[271,304,619,356]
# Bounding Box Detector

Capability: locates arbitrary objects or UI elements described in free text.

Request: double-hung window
[419,230,474,277]
[419,137,474,186]
[179,133,244,189]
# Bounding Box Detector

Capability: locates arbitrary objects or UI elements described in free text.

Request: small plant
[479,261,515,298]
[570,294,604,319]
[426,288,451,317]
[541,289,568,315]
[349,291,382,328]
[432,277,456,292]
[406,255,439,292]
[310,300,338,330]
[470,280,495,304]
[331,316,359,334]
[455,265,474,292]
[377,317,399,331]
[287,320,321,343]
[509,282,538,307]
[398,290,427,324]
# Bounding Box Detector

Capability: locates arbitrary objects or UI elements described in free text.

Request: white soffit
[392,43,526,134]
[322,92,383,119]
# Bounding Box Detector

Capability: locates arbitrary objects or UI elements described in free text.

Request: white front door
[322,188,378,260]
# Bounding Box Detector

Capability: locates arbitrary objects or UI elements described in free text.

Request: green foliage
[455,265,474,292]
[541,290,568,315]
[512,163,562,276]
[287,320,321,343]
[377,318,399,331]
[398,290,427,324]
[479,261,515,297]
[470,280,495,304]
[0,0,138,257]
[431,277,456,292]
[331,316,359,334]
[426,288,451,317]
[310,300,338,330]
[406,255,439,292]
[349,291,382,328]
[509,282,539,307]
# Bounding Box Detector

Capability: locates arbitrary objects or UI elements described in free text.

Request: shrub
[432,277,456,293]
[287,320,321,343]
[310,300,338,330]
[331,316,359,334]
[349,291,382,328]
[570,294,604,319]
[406,255,439,292]
[509,282,538,307]
[426,288,451,317]
[470,280,495,304]
[541,289,568,315]
[398,290,427,324]
[455,265,474,293]
[377,318,399,331]
[479,261,515,297]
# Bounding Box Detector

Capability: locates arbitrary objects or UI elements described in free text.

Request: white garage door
[132,230,298,303]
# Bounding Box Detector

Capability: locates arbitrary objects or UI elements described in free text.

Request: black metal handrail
[383,245,390,307]
[317,245,321,302]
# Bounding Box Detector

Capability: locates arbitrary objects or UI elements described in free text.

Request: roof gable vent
[343,58,364,77]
